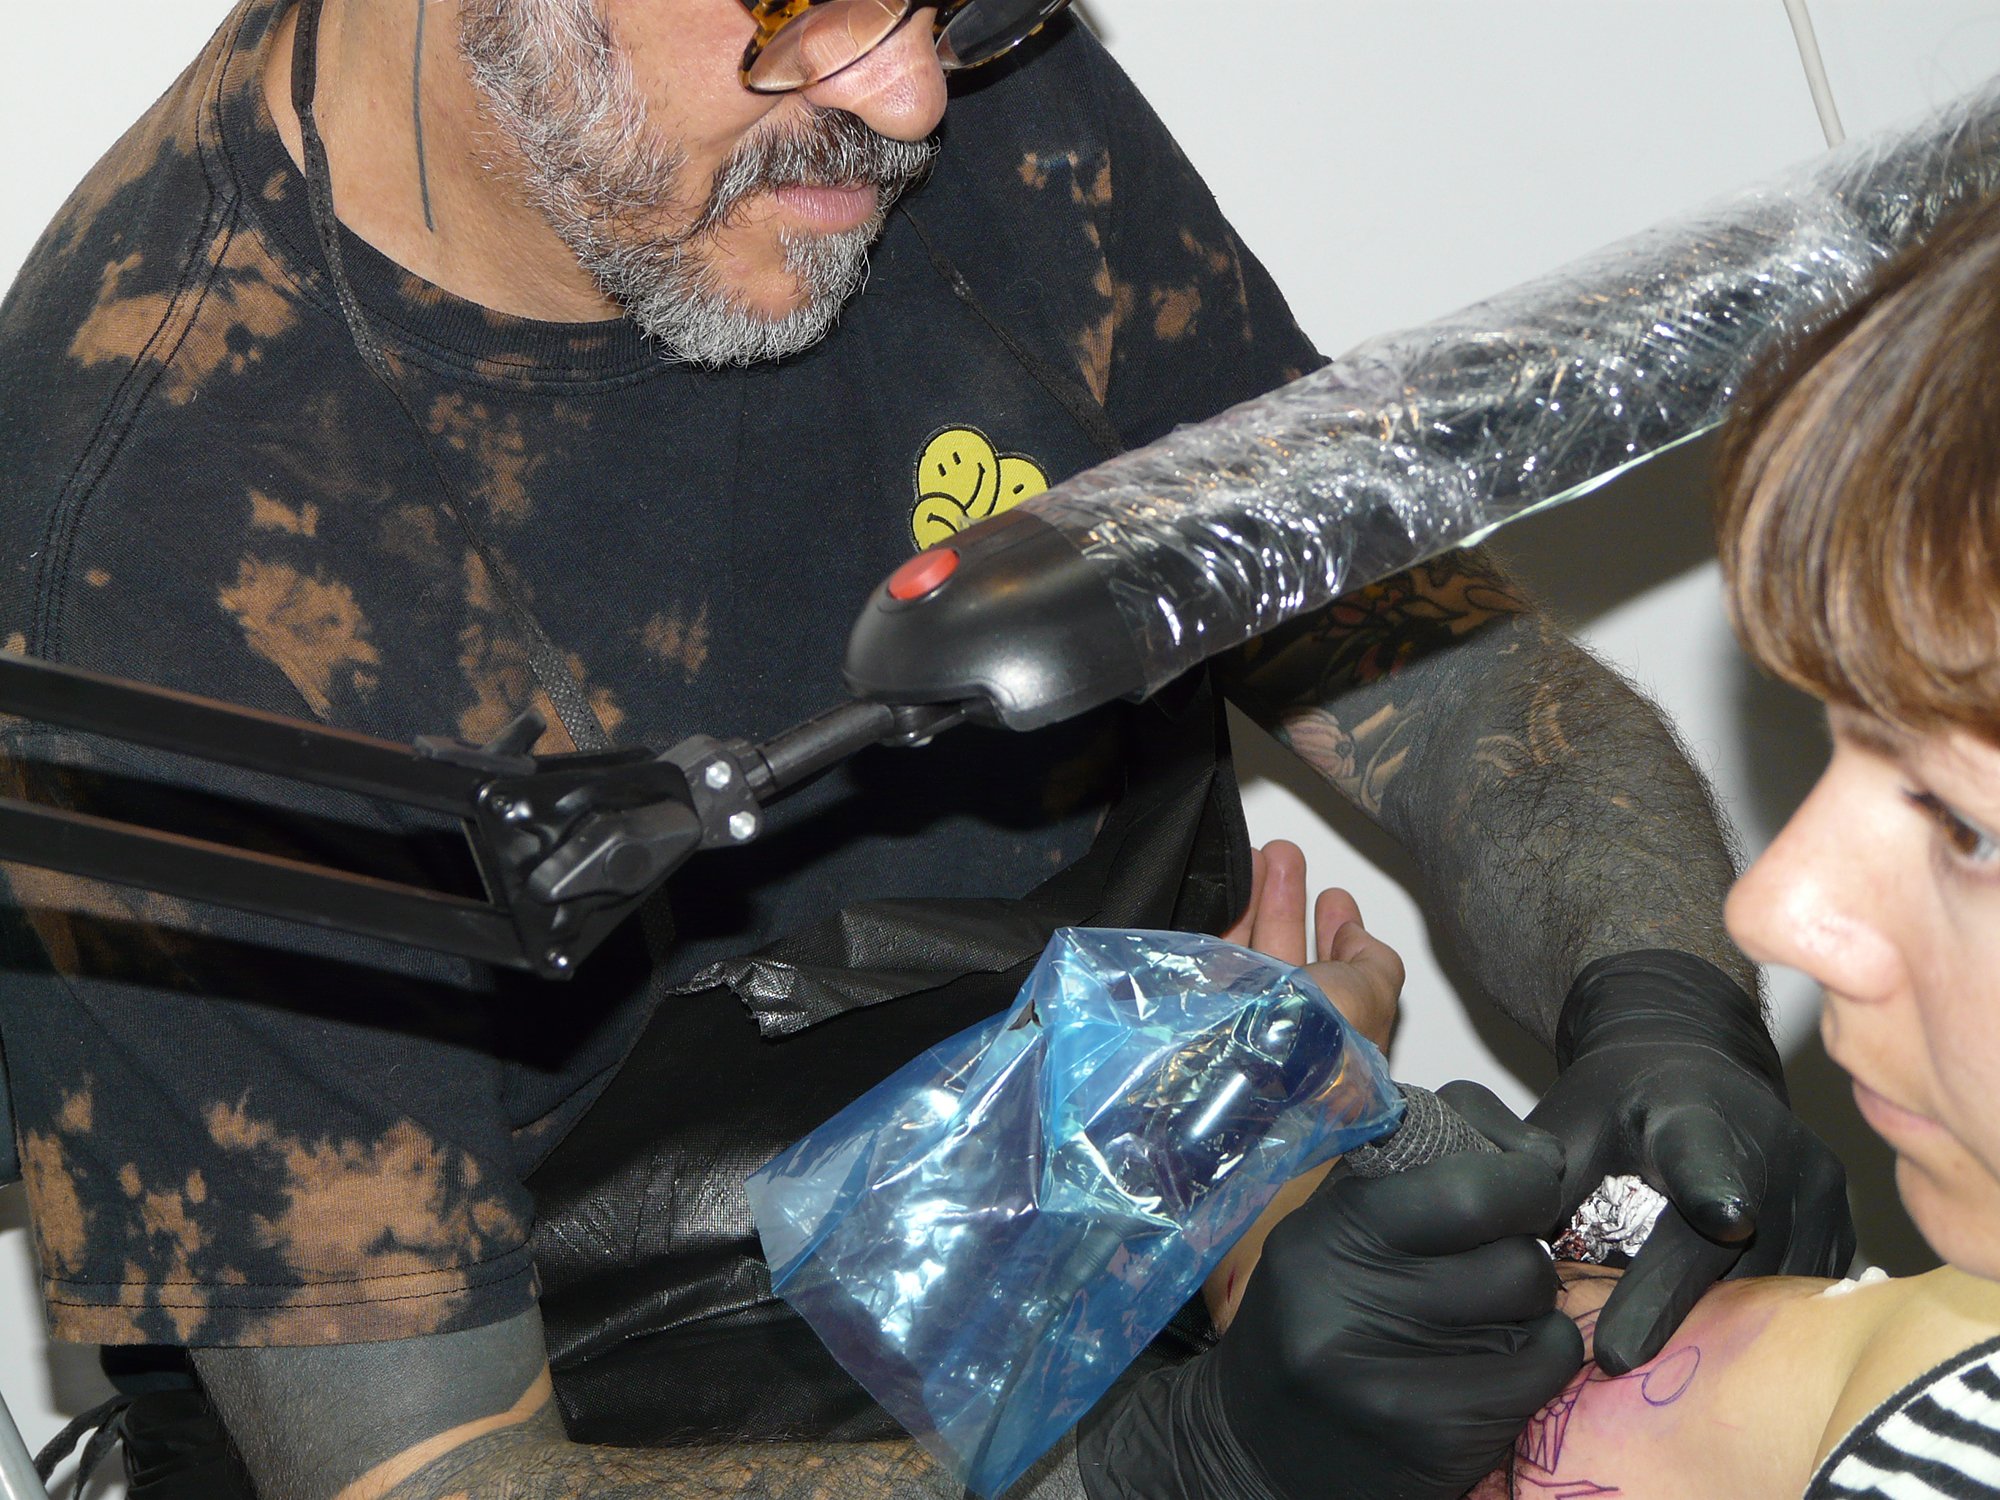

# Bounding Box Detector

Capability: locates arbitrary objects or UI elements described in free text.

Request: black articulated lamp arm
[0,652,967,979]
[0,520,1111,978]
[3,77,1989,983]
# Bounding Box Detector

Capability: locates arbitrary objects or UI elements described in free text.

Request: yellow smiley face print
[911,425,1049,550]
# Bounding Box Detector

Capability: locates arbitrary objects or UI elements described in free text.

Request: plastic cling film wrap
[1021,78,2000,694]
[747,927,1402,1498]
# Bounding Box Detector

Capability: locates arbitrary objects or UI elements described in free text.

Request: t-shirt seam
[199,0,426,386]
[190,0,250,204]
[28,0,248,658]
[1083,41,1125,418]
[197,2,667,392]
[46,1280,527,1314]
[42,1248,533,1302]
[227,182,675,395]
[979,42,1119,424]
[31,193,244,663]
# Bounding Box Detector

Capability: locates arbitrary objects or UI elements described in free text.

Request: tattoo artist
[0,0,1851,1496]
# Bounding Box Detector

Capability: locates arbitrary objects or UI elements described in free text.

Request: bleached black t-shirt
[0,0,1317,1347]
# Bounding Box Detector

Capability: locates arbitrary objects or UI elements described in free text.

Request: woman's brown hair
[1715,190,2000,743]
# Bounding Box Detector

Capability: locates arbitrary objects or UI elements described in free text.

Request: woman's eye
[1907,791,2000,866]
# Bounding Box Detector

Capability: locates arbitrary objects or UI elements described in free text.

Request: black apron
[531,666,1249,1444]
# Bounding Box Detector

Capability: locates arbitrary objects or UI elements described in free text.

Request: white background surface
[5,1,2000,1489]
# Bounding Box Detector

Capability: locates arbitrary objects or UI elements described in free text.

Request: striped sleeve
[1810,1338,2000,1499]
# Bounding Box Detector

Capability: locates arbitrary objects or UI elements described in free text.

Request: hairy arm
[1218,549,1750,1044]
[195,1310,965,1500]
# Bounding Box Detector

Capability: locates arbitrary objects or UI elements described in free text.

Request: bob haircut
[1715,189,2000,744]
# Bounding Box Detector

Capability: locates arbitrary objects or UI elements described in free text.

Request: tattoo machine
[746,926,1498,1498]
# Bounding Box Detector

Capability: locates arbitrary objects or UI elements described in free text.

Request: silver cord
[0,1393,49,1500]
[1783,0,1848,148]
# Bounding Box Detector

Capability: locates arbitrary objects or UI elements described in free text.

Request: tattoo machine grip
[1347,1085,1671,1268]
[1342,1084,1499,1178]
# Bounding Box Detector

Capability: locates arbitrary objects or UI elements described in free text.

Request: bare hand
[1219,838,1402,1051]
[1206,840,1407,1329]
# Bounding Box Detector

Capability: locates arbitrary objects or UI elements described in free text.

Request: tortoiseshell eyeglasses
[738,0,1073,93]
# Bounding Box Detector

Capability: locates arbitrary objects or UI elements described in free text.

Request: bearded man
[0,2,1853,1497]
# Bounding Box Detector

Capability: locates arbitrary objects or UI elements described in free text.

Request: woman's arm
[1214,1208,1879,1498]
[1467,1263,2000,1499]
[1466,1265,1854,1500]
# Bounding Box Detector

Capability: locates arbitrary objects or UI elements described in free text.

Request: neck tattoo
[412,0,437,232]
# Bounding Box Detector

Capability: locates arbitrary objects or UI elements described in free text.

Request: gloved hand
[1078,1083,1584,1500]
[1528,949,1854,1375]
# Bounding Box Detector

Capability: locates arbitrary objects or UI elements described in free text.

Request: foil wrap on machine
[1021,78,2000,694]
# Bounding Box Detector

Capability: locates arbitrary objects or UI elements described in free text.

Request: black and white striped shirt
[1809,1335,2000,1498]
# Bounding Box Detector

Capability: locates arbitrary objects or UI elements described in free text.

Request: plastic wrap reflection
[1021,78,2000,693]
[747,928,1402,1497]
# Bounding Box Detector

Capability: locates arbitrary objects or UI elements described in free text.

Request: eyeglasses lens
[935,0,1071,70]
[745,0,910,93]
[744,0,1073,91]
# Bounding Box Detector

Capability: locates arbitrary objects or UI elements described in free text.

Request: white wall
[5,0,2000,1483]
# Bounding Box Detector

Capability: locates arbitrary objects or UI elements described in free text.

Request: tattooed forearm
[370,1416,958,1500]
[196,1313,971,1500]
[1220,548,1750,1044]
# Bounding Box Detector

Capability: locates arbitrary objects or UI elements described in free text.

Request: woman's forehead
[1829,704,2000,786]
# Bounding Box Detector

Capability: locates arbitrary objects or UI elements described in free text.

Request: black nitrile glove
[1528,949,1855,1374]
[1078,1083,1585,1500]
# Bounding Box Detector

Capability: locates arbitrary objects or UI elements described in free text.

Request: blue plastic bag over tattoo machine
[745,927,1404,1497]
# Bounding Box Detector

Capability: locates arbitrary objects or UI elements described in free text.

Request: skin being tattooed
[1480,1266,1711,1500]
[1202,1152,2000,1500]
[1220,547,1752,1044]
[1444,1261,2000,1500]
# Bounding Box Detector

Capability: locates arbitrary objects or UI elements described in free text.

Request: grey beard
[600,109,935,366]
[618,223,875,367]
[459,0,935,367]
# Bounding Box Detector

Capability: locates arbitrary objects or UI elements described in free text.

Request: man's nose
[1725,771,1902,1005]
[801,6,948,140]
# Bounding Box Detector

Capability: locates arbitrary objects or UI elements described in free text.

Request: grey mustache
[702,109,938,228]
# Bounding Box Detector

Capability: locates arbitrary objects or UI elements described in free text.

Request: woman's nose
[1726,767,1903,1005]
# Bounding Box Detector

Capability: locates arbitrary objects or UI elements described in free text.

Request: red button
[887,547,960,601]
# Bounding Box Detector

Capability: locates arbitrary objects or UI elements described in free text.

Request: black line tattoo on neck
[412,0,436,232]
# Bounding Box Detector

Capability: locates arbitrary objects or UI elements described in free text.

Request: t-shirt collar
[214,0,669,384]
